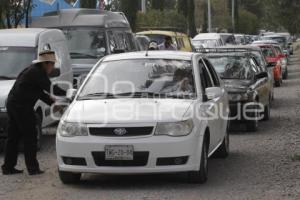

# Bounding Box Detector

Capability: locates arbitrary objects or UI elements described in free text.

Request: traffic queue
[0,9,293,184]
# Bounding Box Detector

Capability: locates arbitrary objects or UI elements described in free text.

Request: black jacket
[7,64,66,108]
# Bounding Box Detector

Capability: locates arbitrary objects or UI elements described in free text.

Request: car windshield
[208,56,254,80]
[192,39,219,48]
[62,27,106,59]
[260,46,276,57]
[145,34,176,46]
[263,36,286,45]
[0,47,36,79]
[78,59,196,99]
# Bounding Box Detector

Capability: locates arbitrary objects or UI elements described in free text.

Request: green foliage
[80,0,97,8]
[136,9,187,33]
[237,9,259,34]
[120,0,139,31]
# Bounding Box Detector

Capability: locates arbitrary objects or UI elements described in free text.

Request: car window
[199,59,214,89]
[250,58,260,73]
[261,46,276,57]
[203,59,220,87]
[108,31,118,52]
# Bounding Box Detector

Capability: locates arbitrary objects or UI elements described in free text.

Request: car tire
[212,130,229,158]
[35,113,42,151]
[187,137,208,184]
[275,80,281,87]
[263,103,271,121]
[246,110,258,132]
[58,170,81,184]
[283,69,288,80]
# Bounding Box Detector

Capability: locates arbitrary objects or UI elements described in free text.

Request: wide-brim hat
[32,50,57,64]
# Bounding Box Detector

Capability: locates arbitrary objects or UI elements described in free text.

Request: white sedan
[56,51,230,184]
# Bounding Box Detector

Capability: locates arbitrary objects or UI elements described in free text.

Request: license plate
[105,145,134,160]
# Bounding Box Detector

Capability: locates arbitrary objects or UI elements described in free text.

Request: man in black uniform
[1,50,66,175]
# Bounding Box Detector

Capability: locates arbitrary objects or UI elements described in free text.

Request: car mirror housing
[205,87,223,101]
[66,89,78,101]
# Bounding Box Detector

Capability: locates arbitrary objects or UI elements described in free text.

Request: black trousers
[2,102,39,171]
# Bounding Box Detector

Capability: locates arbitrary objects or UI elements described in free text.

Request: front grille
[89,127,154,137]
[92,152,149,167]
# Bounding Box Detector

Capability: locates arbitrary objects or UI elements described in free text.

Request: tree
[151,0,165,10]
[187,0,197,37]
[238,9,259,34]
[136,9,187,33]
[269,0,300,34]
[120,0,139,31]
[80,0,97,8]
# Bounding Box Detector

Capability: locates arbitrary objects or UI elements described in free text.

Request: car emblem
[113,128,127,136]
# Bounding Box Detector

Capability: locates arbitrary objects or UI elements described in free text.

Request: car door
[203,58,228,137]
[198,59,221,151]
[250,57,269,106]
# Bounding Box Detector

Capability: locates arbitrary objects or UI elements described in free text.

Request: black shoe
[28,169,45,176]
[2,168,24,175]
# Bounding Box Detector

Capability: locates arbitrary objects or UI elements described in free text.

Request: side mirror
[205,87,223,100]
[267,62,277,68]
[49,68,61,78]
[255,72,268,79]
[66,89,78,101]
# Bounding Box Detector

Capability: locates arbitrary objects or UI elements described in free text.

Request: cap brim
[32,59,56,64]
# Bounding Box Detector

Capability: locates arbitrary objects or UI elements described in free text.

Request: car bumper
[56,132,202,174]
[0,112,8,139]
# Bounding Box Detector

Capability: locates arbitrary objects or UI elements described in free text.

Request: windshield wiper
[70,52,98,59]
[0,76,15,80]
[78,92,116,100]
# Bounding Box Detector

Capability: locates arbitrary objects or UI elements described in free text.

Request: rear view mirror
[267,62,277,68]
[49,68,61,78]
[66,89,78,101]
[255,72,268,79]
[205,87,223,100]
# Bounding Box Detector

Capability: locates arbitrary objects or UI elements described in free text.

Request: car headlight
[155,119,194,136]
[0,107,7,112]
[228,93,249,101]
[58,121,88,137]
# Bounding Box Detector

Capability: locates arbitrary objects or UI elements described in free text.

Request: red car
[254,44,284,87]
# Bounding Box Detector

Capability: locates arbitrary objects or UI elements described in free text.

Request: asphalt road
[0,54,299,200]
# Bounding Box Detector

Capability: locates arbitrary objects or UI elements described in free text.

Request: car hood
[64,99,194,124]
[0,80,15,107]
[223,79,252,93]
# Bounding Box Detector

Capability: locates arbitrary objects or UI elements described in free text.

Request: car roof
[252,40,279,44]
[263,35,286,38]
[102,51,197,62]
[0,28,49,47]
[219,45,261,51]
[136,30,188,37]
[193,33,221,40]
[31,9,130,28]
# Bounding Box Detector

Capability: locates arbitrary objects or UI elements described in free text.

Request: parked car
[56,51,230,184]
[273,45,288,79]
[192,33,224,50]
[206,49,272,131]
[252,44,284,87]
[32,9,138,88]
[262,35,288,53]
[219,33,237,45]
[220,46,274,100]
[135,35,150,51]
[234,34,247,45]
[136,30,194,52]
[0,28,73,148]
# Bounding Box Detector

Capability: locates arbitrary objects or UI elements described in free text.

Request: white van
[0,28,73,148]
[192,33,224,50]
